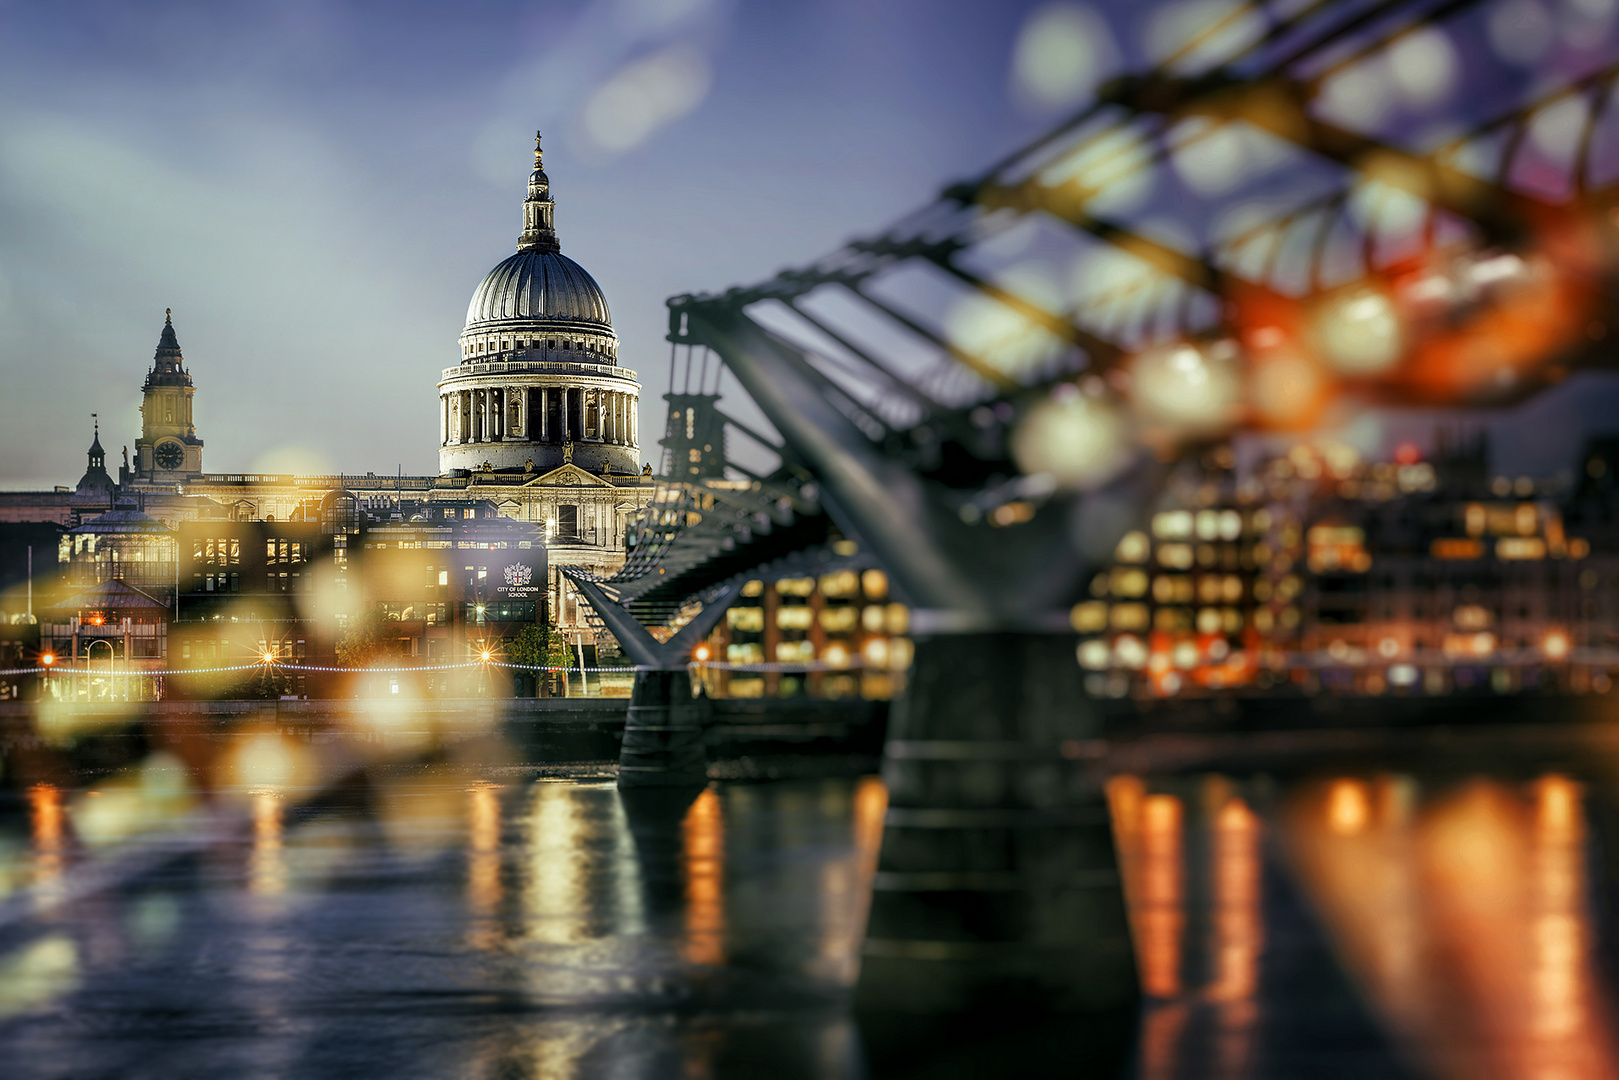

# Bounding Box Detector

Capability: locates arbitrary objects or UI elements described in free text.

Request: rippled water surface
[4,724,1619,1078]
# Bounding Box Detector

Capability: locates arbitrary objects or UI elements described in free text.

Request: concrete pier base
[854,632,1139,1076]
[618,669,709,788]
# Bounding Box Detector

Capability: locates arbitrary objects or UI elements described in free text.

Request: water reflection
[1114,779,1264,1080]
[28,783,65,912]
[1121,784,1185,1000]
[682,788,725,966]
[1208,797,1260,1080]
[1286,773,1619,1080]
[249,790,286,898]
[33,749,1619,1077]
[525,781,642,947]
[467,782,502,950]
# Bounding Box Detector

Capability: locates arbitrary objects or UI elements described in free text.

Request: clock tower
[134,309,204,481]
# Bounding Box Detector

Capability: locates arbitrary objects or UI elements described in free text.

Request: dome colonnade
[438,133,640,478]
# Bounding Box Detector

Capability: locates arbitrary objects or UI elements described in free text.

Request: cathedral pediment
[528,463,615,487]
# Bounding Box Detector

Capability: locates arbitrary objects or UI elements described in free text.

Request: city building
[0,132,655,655]
[1068,434,1619,701]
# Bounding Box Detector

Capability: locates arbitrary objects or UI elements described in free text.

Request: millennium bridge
[537,0,1619,1068]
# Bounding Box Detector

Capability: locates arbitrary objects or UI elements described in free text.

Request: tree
[506,623,573,669]
[505,622,572,697]
[505,624,549,666]
[336,609,405,666]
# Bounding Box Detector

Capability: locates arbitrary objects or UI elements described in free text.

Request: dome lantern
[518,131,560,254]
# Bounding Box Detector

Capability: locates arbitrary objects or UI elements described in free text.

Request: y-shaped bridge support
[685,305,1141,1074]
[563,571,739,789]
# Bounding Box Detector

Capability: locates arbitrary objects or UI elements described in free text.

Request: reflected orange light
[1288,775,1619,1080]
[682,788,725,966]
[842,774,889,980]
[1327,779,1371,835]
[1209,798,1262,1004]
[1139,1002,1191,1080]
[1537,776,1580,845]
[28,784,65,907]
[467,784,502,948]
[1529,776,1589,1066]
[1137,793,1184,998]
[249,790,286,897]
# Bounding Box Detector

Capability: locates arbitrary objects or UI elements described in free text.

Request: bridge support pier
[854,631,1139,1076]
[618,668,709,789]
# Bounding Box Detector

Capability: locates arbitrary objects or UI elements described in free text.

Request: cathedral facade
[15,133,659,643]
[439,135,642,480]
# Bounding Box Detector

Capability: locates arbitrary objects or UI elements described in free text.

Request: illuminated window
[1110,603,1150,631]
[1152,512,1193,540]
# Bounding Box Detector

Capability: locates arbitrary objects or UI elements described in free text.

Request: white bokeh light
[1311,288,1403,375]
[1387,28,1459,107]
[1130,341,1241,430]
[1011,388,1131,488]
[1010,5,1117,110]
[579,46,711,156]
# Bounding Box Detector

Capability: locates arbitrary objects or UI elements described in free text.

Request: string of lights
[11,650,1614,681]
[692,659,879,673]
[0,660,645,677]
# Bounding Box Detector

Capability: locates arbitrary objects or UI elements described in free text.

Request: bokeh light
[579,47,711,156]
[1010,386,1131,488]
[1129,341,1241,431]
[1010,4,1116,110]
[1311,287,1403,375]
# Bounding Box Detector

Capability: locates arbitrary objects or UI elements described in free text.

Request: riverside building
[1,133,655,653]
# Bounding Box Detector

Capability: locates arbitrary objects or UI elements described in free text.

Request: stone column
[539,387,548,442]
[630,398,638,448]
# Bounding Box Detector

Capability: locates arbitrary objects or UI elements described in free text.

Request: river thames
[3,719,1619,1078]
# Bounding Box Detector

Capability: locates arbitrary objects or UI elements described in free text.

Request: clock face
[154,441,184,470]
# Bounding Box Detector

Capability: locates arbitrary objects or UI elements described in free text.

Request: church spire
[146,307,191,387]
[517,131,560,253]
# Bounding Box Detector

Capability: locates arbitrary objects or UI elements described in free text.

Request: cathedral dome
[465,248,612,331]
